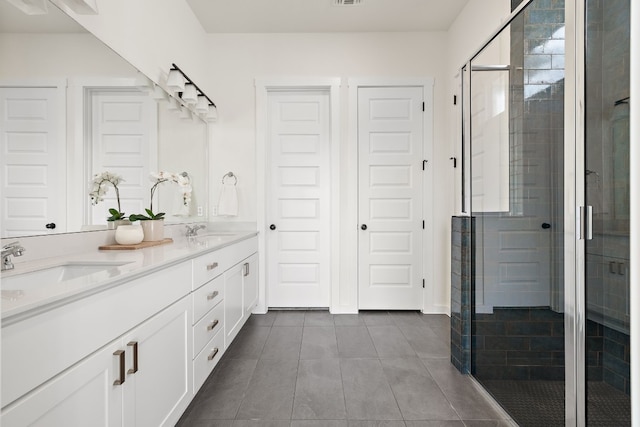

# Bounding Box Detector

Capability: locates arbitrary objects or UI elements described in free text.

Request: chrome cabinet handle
[113,350,125,386]
[207,348,219,361]
[207,290,219,300]
[127,341,138,374]
[207,319,219,331]
[243,262,249,277]
[207,262,219,271]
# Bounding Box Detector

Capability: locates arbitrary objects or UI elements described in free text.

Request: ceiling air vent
[333,0,363,6]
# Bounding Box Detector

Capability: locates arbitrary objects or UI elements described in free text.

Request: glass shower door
[468,1,567,425]
[584,0,631,424]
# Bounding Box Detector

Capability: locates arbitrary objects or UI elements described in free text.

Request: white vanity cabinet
[1,261,193,427]
[191,236,258,392]
[1,233,259,426]
[243,253,259,317]
[1,294,192,427]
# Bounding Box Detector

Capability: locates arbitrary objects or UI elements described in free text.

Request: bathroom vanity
[0,231,258,426]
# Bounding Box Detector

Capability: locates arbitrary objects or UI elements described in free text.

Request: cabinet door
[1,340,124,427]
[224,262,245,345]
[123,297,192,427]
[243,253,259,316]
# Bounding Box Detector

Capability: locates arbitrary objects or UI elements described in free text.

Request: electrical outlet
[212,206,218,216]
[197,206,203,217]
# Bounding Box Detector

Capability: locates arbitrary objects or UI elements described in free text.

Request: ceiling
[186,0,470,33]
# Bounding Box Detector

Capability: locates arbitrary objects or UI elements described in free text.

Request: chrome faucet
[2,241,26,271]
[185,224,206,237]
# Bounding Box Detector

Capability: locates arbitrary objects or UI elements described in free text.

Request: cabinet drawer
[193,330,224,393]
[192,247,232,290]
[193,302,224,357]
[192,275,224,323]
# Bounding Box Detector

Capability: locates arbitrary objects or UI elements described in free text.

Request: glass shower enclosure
[460,0,631,425]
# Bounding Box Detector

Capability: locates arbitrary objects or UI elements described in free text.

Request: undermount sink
[1,262,131,292]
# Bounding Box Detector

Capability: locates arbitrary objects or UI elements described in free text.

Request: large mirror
[0,0,209,238]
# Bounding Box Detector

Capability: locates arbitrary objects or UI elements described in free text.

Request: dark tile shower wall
[451,216,472,374]
[473,308,565,381]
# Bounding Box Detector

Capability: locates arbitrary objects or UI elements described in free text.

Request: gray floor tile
[334,314,365,326]
[236,358,298,420]
[404,421,465,427]
[300,326,339,359]
[233,421,291,427]
[292,421,348,427]
[245,312,277,326]
[336,326,377,358]
[274,311,306,326]
[398,325,450,359]
[361,311,394,326]
[293,359,347,420]
[420,315,451,340]
[389,311,426,327]
[380,357,459,421]
[261,326,303,359]
[348,422,407,427]
[422,359,504,421]
[368,325,416,357]
[185,358,258,421]
[304,311,335,326]
[224,326,271,359]
[341,358,402,420]
[180,421,234,427]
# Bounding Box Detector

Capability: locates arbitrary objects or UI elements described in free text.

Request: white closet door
[266,90,331,308]
[0,86,66,236]
[358,86,424,310]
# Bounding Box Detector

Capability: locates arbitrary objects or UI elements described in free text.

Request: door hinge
[422,279,425,288]
[453,95,457,105]
[422,220,425,229]
[422,102,425,112]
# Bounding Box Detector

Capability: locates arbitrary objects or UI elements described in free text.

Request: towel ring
[222,172,237,185]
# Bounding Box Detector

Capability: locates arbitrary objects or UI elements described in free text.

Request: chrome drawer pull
[207,348,219,361]
[127,341,138,374]
[206,262,219,271]
[113,350,125,386]
[207,319,219,331]
[207,290,219,301]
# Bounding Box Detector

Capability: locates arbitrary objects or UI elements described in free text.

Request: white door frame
[348,77,435,313]
[255,77,341,314]
[68,78,158,231]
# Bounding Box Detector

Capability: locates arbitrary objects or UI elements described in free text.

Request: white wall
[202,31,453,313]
[446,0,512,216]
[49,0,208,91]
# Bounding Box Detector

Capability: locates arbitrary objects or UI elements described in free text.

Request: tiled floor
[176,310,514,427]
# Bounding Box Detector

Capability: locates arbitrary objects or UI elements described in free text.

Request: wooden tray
[99,238,173,250]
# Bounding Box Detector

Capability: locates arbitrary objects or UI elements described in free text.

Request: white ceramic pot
[141,219,165,242]
[115,224,144,245]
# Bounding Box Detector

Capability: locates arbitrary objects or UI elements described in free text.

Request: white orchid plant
[89,171,126,221]
[129,171,192,221]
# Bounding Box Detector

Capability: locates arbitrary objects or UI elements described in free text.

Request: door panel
[267,91,331,308]
[0,86,65,236]
[89,90,156,225]
[357,86,424,310]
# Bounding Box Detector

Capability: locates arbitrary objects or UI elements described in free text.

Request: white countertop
[1,231,258,324]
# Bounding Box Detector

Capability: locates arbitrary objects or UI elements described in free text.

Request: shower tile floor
[481,380,630,427]
[176,310,514,427]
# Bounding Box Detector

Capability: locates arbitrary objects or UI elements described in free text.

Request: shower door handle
[579,206,593,240]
